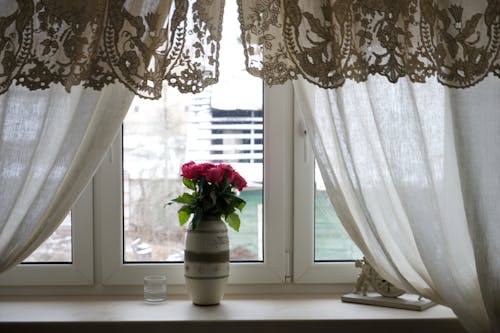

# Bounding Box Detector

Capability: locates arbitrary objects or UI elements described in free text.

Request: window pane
[23,214,72,263]
[314,163,362,261]
[123,3,263,262]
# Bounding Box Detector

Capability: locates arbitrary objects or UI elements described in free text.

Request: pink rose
[217,164,235,181]
[232,172,247,191]
[197,163,215,172]
[205,165,225,183]
[181,161,246,190]
[182,162,217,180]
[181,161,199,180]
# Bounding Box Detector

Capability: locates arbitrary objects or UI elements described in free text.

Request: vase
[184,215,229,305]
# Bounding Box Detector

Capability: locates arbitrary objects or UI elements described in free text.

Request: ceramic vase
[184,215,229,305]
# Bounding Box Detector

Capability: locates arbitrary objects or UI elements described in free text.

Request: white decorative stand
[341,292,435,311]
[342,258,435,311]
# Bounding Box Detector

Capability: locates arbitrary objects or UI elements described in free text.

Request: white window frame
[0,185,94,286]
[292,92,358,284]
[95,84,293,286]
[0,83,359,291]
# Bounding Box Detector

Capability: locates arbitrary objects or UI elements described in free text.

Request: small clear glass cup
[144,275,167,303]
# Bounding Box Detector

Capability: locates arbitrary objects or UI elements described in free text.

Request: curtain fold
[294,76,499,332]
[450,80,500,332]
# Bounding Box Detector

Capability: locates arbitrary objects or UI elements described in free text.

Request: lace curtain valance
[0,0,225,98]
[0,0,498,98]
[239,0,500,88]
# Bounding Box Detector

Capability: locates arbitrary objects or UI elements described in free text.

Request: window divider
[292,94,358,284]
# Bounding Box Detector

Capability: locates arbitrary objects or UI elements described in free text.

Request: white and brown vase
[184,215,229,305]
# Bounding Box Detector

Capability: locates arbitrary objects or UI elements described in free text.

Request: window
[95,77,360,286]
[96,6,359,285]
[95,79,289,287]
[122,81,264,263]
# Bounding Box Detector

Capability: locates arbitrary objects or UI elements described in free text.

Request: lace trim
[237,0,500,89]
[0,0,224,99]
[0,0,498,98]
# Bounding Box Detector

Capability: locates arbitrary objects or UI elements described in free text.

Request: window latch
[298,120,309,163]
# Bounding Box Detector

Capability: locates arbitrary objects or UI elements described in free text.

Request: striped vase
[184,216,229,305]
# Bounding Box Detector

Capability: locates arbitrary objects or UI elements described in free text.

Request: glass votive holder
[144,275,167,303]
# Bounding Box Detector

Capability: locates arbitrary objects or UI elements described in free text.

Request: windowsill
[0,294,466,333]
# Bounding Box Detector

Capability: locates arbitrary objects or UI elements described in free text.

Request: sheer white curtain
[451,81,500,332]
[294,76,499,333]
[0,85,134,272]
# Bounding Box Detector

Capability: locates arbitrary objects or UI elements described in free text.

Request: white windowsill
[0,294,466,333]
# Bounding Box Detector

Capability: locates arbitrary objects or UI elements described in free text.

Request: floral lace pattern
[0,0,224,98]
[238,0,500,88]
[0,0,498,97]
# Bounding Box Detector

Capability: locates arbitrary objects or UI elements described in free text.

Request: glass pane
[314,163,363,261]
[123,2,263,262]
[23,213,72,263]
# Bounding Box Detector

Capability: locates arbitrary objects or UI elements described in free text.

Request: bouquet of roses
[170,161,247,231]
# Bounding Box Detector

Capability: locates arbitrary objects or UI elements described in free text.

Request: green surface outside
[228,189,362,261]
[314,191,363,261]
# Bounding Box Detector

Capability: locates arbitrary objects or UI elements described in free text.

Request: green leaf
[225,193,246,211]
[226,213,241,232]
[182,177,196,190]
[178,206,192,226]
[237,200,246,212]
[172,193,195,205]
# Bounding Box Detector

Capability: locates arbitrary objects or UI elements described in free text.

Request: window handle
[298,120,309,162]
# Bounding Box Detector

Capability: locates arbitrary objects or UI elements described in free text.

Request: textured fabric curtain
[294,75,500,333]
[451,81,500,332]
[0,84,134,272]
